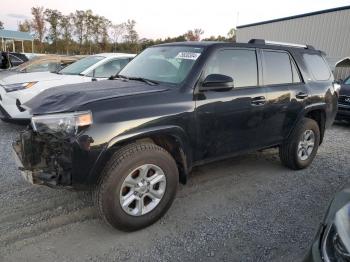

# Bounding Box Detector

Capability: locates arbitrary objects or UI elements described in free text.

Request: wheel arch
[88,125,192,185]
[290,103,326,145]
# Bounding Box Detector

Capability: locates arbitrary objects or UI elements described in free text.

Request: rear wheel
[279,118,320,170]
[95,143,178,231]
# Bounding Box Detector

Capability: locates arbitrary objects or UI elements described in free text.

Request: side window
[303,54,331,81]
[204,49,258,88]
[88,58,130,78]
[262,50,300,85]
[9,54,22,63]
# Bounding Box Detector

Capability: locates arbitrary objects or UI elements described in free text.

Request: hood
[25,79,169,115]
[0,71,74,85]
[0,70,18,80]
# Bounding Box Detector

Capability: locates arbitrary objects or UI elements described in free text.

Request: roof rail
[248,39,314,49]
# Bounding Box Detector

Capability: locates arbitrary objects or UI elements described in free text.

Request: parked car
[304,188,350,261]
[336,75,350,122]
[0,51,28,69]
[13,40,338,231]
[0,55,81,80]
[0,53,135,121]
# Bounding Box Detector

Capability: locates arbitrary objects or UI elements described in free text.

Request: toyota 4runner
[13,40,338,231]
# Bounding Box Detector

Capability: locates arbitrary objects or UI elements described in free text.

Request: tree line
[0,7,236,54]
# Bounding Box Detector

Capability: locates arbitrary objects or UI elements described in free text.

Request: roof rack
[248,39,315,49]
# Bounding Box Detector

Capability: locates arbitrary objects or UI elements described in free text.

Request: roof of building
[237,5,350,29]
[0,30,34,41]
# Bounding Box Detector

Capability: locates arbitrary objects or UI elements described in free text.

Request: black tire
[95,143,178,231]
[279,118,320,170]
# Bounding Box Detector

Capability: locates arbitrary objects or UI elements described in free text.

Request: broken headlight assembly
[31,111,93,137]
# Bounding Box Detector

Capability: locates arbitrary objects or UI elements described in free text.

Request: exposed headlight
[31,111,93,137]
[2,82,37,92]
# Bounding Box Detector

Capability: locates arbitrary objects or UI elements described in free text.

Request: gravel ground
[0,120,350,262]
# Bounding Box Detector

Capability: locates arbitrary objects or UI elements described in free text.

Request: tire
[279,118,320,170]
[95,143,178,231]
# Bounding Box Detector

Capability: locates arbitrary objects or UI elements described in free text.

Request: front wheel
[279,118,320,170]
[95,143,179,231]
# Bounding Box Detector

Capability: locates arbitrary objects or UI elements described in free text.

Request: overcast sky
[1,0,350,39]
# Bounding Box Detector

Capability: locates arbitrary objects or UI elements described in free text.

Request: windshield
[118,46,203,84]
[59,56,105,75]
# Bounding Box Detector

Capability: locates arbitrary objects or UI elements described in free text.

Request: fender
[87,125,193,184]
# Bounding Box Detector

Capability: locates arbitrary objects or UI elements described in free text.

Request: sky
[1,0,350,39]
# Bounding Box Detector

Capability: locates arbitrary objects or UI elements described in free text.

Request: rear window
[303,54,331,81]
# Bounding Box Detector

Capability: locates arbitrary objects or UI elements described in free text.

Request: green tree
[72,10,86,50]
[124,19,138,43]
[31,7,47,50]
[60,15,73,54]
[44,9,63,49]
[18,20,31,32]
[0,21,4,30]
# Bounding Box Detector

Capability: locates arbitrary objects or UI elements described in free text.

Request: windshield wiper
[109,75,159,85]
[127,77,159,85]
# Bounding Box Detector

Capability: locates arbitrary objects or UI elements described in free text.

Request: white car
[0,53,135,121]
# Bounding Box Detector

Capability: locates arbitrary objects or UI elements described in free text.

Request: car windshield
[118,46,203,84]
[59,56,105,75]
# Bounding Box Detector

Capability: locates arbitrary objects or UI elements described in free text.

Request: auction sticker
[175,52,201,60]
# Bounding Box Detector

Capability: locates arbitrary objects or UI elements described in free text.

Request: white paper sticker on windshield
[175,52,201,60]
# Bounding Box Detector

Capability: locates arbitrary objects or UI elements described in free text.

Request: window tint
[205,49,258,88]
[263,51,296,85]
[345,77,350,85]
[88,58,130,78]
[9,54,22,63]
[303,54,331,81]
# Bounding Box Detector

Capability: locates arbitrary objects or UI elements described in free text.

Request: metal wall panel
[237,9,350,59]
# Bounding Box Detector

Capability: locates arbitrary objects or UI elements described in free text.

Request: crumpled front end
[13,129,74,187]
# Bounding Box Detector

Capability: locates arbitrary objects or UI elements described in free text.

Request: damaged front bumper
[12,129,74,188]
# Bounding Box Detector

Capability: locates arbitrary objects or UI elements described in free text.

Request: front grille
[339,96,350,105]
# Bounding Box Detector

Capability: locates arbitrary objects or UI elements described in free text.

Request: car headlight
[2,82,37,92]
[31,111,93,137]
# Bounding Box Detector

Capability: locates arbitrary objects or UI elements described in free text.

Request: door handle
[251,96,266,106]
[296,92,308,99]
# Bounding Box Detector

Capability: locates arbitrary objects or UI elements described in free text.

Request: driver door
[194,48,268,161]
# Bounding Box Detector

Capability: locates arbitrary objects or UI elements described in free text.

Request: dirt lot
[0,121,350,262]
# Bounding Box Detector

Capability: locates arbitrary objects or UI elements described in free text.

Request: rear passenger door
[260,49,308,145]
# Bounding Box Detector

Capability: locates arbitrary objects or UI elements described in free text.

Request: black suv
[13,40,338,231]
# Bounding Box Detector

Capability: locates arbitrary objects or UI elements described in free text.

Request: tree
[111,23,126,51]
[44,9,62,48]
[60,15,73,54]
[0,21,4,30]
[31,7,46,48]
[227,28,236,42]
[18,20,31,32]
[185,28,204,41]
[72,10,86,49]
[124,19,138,43]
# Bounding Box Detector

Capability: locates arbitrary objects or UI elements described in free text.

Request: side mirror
[201,74,234,91]
[338,79,344,84]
